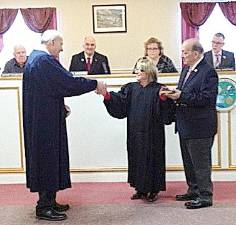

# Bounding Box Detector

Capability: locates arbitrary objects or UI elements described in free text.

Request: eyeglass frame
[133,68,145,74]
[212,41,224,45]
[146,47,160,51]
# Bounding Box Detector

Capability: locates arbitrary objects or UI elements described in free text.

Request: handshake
[96,81,108,96]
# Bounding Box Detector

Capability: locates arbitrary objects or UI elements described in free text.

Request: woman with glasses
[133,37,177,73]
[98,59,175,202]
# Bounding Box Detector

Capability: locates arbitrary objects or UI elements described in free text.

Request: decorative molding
[216,112,222,168]
[228,111,235,168]
[0,87,24,173]
[1,70,236,80]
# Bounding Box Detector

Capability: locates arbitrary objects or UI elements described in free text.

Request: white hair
[41,29,62,44]
[13,44,26,53]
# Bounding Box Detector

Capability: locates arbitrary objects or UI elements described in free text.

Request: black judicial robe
[104,82,174,193]
[23,50,97,192]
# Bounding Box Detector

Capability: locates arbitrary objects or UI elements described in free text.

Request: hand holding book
[159,87,176,95]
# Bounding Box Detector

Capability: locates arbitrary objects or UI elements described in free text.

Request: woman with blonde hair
[133,37,177,73]
[99,58,174,202]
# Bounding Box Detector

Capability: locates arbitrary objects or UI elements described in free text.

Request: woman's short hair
[137,58,158,82]
[144,37,164,56]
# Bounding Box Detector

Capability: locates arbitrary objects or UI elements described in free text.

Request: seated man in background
[204,33,235,70]
[3,44,28,73]
[69,36,111,75]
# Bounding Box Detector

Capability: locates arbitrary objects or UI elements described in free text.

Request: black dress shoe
[36,208,67,221]
[146,192,158,203]
[53,202,70,212]
[131,192,147,200]
[185,198,212,209]
[176,193,198,201]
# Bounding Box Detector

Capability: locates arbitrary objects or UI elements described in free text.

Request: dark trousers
[36,191,57,210]
[179,136,214,200]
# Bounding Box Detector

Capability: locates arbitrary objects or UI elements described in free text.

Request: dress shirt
[182,56,204,86]
[84,53,94,64]
[2,58,27,74]
[212,50,222,68]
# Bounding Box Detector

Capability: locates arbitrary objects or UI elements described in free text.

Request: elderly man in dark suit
[164,38,218,209]
[69,36,111,75]
[204,33,235,70]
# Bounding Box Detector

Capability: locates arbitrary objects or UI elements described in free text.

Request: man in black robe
[23,30,106,221]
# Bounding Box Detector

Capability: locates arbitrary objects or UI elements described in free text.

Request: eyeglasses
[212,41,224,45]
[134,68,145,74]
[147,47,159,51]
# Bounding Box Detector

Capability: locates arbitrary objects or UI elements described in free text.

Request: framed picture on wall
[92,4,127,33]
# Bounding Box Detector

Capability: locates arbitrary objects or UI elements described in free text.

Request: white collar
[35,44,51,55]
[84,52,94,59]
[212,50,222,56]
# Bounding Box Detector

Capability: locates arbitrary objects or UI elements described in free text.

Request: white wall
[1,0,235,71]
[0,0,182,71]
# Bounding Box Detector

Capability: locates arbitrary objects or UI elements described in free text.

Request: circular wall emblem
[216,78,236,111]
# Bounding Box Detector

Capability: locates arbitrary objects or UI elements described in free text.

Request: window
[0,12,41,73]
[199,4,236,55]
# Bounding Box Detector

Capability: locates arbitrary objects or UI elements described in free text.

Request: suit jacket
[69,51,111,75]
[204,50,235,70]
[175,58,218,139]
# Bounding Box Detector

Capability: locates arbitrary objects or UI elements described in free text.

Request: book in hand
[160,87,176,95]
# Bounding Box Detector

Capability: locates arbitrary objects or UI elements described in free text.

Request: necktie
[215,54,220,68]
[182,68,192,86]
[86,57,91,72]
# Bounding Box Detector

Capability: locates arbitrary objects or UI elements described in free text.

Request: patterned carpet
[1,182,236,225]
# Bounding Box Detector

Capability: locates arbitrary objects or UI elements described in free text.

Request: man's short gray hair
[13,44,26,53]
[41,30,62,44]
[214,32,225,40]
[192,41,204,54]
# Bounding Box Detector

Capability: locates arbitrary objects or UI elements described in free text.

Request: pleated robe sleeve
[29,53,97,98]
[103,83,131,119]
[160,98,176,125]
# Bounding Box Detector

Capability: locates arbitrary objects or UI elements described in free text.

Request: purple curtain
[219,2,236,26]
[20,7,57,33]
[0,9,18,51]
[180,3,216,41]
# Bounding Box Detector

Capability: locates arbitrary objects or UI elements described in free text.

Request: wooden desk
[0,72,236,183]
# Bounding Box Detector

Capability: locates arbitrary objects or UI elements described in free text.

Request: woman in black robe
[101,59,174,202]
